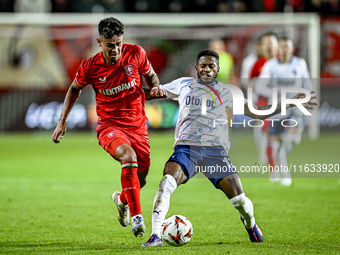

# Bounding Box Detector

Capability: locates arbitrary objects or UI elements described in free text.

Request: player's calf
[230,193,255,229]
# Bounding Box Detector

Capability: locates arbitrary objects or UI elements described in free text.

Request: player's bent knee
[163,162,187,185]
[114,144,137,162]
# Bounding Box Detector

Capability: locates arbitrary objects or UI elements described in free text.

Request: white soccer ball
[161,215,193,246]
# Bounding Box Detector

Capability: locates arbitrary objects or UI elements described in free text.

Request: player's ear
[195,65,198,71]
[97,37,102,47]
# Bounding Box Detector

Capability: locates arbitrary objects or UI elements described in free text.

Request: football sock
[120,161,141,217]
[283,133,293,155]
[267,145,275,167]
[278,145,291,179]
[151,174,177,236]
[278,144,287,167]
[118,192,127,206]
[230,193,255,229]
[253,128,267,163]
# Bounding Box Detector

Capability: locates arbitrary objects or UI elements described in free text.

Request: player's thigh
[97,126,136,161]
[164,161,188,186]
[164,145,200,186]
[217,173,244,199]
[202,147,238,190]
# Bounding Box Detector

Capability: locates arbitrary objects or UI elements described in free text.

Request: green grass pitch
[0,131,339,254]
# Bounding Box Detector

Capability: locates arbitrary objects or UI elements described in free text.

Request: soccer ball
[161,215,193,246]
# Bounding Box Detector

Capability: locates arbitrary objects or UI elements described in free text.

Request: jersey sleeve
[249,61,258,78]
[255,61,273,98]
[220,85,247,111]
[160,78,184,100]
[300,59,313,91]
[258,60,272,78]
[138,46,152,75]
[75,59,90,88]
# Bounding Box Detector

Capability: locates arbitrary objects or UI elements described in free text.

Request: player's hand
[52,122,67,143]
[150,87,167,98]
[291,90,318,110]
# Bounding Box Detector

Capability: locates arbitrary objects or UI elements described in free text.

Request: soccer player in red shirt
[52,17,164,237]
[249,32,278,179]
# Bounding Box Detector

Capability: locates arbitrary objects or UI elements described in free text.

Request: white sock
[278,145,291,179]
[151,174,177,236]
[253,128,267,163]
[283,132,294,155]
[230,193,255,229]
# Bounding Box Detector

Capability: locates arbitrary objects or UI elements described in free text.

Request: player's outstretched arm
[244,90,318,119]
[144,87,167,100]
[143,67,166,99]
[52,81,82,143]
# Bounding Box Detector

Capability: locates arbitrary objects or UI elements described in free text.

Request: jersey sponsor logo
[185,95,216,109]
[107,131,115,138]
[124,65,133,76]
[99,77,107,83]
[99,78,136,96]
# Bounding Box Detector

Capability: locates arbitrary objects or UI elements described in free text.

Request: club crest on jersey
[99,77,107,83]
[107,131,115,138]
[124,65,133,76]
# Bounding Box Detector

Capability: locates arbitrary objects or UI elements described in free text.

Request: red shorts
[97,124,150,171]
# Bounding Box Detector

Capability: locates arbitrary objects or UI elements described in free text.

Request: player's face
[195,56,220,85]
[261,35,278,59]
[278,39,294,63]
[97,35,123,64]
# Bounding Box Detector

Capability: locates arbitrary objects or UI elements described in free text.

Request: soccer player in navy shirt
[143,49,317,246]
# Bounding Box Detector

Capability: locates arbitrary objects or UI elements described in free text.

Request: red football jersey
[250,57,268,78]
[250,57,268,107]
[75,44,152,129]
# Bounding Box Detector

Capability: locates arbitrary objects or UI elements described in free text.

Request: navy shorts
[268,119,285,135]
[167,145,237,188]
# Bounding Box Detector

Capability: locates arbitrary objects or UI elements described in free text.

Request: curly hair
[197,49,219,64]
[98,17,124,38]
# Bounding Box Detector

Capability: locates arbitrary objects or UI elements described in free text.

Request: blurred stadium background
[0,1,340,254]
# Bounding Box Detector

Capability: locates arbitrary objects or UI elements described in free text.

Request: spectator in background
[70,0,105,13]
[100,0,126,12]
[217,0,247,12]
[0,0,14,12]
[52,0,70,12]
[249,0,285,12]
[304,0,340,16]
[209,38,234,84]
[131,0,168,12]
[14,0,52,12]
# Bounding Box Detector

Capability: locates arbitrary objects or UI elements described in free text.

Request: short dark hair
[260,31,278,40]
[278,36,291,42]
[98,17,124,39]
[197,49,219,64]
